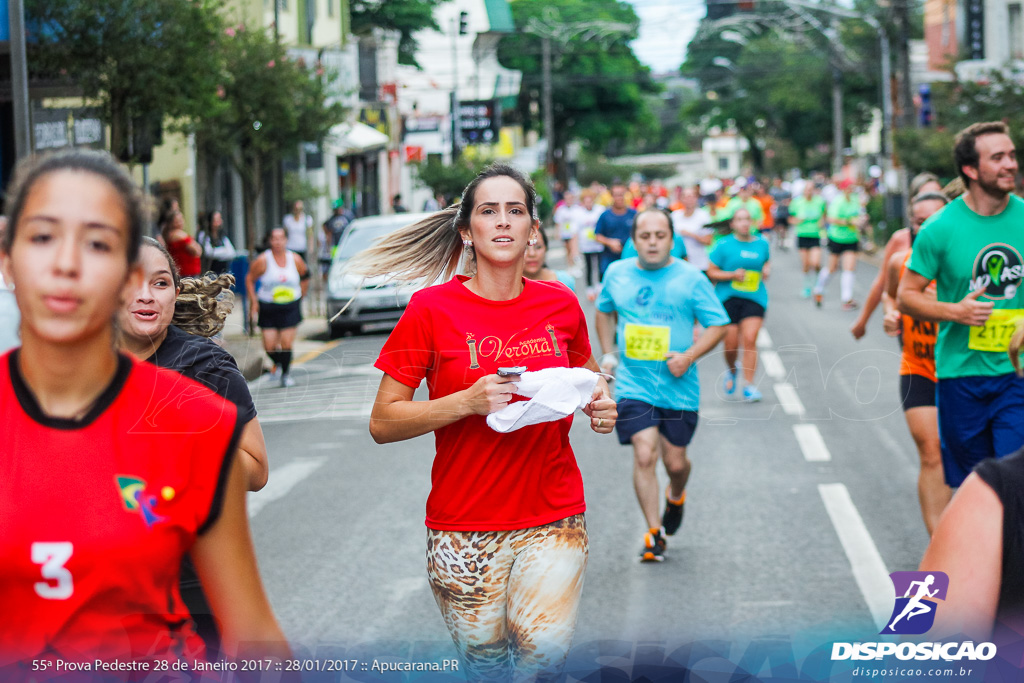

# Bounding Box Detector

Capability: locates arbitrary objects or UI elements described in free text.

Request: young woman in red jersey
[0,150,288,672]
[351,163,618,682]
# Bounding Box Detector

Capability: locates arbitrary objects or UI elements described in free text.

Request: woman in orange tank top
[882,192,952,535]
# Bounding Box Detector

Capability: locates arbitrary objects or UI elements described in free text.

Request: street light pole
[450,16,461,161]
[542,36,553,177]
[9,0,31,160]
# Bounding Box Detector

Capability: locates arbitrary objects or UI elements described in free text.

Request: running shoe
[268,366,281,382]
[280,373,296,388]
[640,528,666,562]
[743,386,763,402]
[814,292,823,308]
[723,368,738,395]
[842,300,860,311]
[662,489,686,536]
[801,287,812,299]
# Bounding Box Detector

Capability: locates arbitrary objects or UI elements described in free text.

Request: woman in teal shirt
[707,208,771,402]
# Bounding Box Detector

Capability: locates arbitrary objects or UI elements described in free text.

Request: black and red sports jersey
[0,350,241,667]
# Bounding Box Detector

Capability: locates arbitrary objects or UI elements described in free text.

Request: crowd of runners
[2,119,1024,680]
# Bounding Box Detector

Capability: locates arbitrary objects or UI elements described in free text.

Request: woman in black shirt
[119,236,269,655]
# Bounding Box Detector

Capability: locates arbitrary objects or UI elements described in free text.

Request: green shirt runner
[826,194,862,244]
[908,194,1024,379]
[790,195,826,238]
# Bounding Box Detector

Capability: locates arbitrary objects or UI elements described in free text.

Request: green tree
[195,25,346,253]
[26,0,226,162]
[681,3,883,172]
[414,157,485,199]
[350,0,447,67]
[897,69,1024,179]
[496,0,657,165]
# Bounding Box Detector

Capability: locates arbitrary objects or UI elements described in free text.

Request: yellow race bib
[624,323,671,361]
[271,285,299,303]
[732,270,762,293]
[969,309,1024,352]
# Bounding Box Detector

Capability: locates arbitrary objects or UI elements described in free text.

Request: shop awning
[326,121,390,154]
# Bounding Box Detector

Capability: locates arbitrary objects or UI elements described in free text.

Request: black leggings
[583,253,602,288]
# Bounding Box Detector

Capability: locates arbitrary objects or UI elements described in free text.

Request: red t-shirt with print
[375,276,593,531]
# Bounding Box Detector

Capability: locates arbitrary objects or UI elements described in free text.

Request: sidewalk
[220,301,328,381]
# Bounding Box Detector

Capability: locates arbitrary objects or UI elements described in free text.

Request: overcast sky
[625,0,707,74]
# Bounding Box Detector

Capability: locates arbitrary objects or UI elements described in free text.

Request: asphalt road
[245,242,933,675]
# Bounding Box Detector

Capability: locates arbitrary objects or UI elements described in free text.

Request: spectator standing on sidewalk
[196,210,236,275]
[160,201,202,277]
[282,200,312,264]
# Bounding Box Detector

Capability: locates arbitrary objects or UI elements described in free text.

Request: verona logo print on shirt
[465,324,563,369]
[971,244,1024,299]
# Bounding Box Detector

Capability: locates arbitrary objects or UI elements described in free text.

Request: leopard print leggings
[426,515,588,682]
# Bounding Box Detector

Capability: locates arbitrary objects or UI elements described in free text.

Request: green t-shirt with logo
[826,195,862,244]
[790,195,826,238]
[719,197,763,231]
[907,195,1024,379]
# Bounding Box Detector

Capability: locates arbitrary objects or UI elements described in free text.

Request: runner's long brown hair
[344,163,538,285]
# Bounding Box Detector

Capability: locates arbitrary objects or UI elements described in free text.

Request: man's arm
[897,270,993,326]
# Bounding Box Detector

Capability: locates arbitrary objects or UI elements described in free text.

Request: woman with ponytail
[356,163,617,682]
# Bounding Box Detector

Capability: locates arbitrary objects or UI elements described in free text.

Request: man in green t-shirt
[789,182,826,297]
[813,179,863,310]
[898,121,1024,487]
[719,184,764,230]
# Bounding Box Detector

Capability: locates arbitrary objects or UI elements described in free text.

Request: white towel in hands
[486,367,600,433]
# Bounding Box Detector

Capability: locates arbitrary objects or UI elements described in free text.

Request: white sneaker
[268,366,281,382]
[280,373,295,388]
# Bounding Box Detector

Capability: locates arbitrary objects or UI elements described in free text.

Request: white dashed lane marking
[793,423,831,462]
[819,483,892,631]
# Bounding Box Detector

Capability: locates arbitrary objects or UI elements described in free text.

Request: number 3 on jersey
[32,542,74,600]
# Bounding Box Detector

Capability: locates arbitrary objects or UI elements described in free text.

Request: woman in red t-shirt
[160,201,202,277]
[351,163,617,681]
[0,149,288,670]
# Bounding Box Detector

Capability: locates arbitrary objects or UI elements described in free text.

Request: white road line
[756,329,774,348]
[793,424,831,462]
[818,483,892,631]
[248,457,328,518]
[760,349,787,380]
[773,382,806,416]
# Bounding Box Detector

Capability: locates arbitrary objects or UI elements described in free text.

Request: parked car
[326,212,433,338]
[0,270,19,353]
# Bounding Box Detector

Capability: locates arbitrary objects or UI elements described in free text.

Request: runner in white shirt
[671,187,713,272]
[282,200,313,262]
[553,191,580,268]
[575,189,606,297]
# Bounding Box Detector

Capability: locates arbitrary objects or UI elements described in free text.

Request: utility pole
[894,0,914,129]
[9,0,31,160]
[542,36,553,177]
[450,16,461,161]
[832,64,844,175]
[523,10,635,190]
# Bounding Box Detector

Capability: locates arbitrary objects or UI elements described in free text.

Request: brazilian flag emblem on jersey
[116,476,146,510]
[115,476,166,527]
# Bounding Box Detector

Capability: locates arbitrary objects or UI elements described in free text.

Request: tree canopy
[194,25,346,251]
[496,0,657,160]
[350,0,447,67]
[680,0,885,171]
[26,0,226,160]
